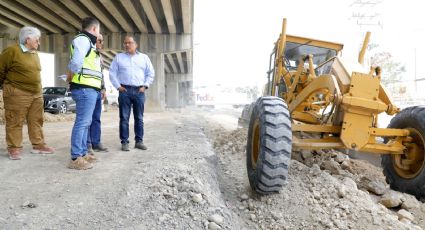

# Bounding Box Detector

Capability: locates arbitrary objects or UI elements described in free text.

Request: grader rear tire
[382,106,425,199]
[246,97,292,195]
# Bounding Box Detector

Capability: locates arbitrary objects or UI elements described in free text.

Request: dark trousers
[118,86,145,144]
[88,91,102,147]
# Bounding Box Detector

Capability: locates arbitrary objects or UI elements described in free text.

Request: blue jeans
[71,88,98,159]
[118,86,145,144]
[87,91,102,147]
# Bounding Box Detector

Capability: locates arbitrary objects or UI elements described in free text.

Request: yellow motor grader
[246,19,425,199]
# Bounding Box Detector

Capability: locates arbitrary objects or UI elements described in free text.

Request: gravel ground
[0,106,425,229]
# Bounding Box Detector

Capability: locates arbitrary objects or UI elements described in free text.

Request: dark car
[43,87,76,114]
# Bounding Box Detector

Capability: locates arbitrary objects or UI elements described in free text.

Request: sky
[193,0,425,94]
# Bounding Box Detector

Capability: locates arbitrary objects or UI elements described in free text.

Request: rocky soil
[201,114,425,230]
[1,107,425,229]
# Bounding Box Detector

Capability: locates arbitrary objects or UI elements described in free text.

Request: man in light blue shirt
[109,35,155,151]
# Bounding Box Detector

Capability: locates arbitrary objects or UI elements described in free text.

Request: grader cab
[246,19,425,199]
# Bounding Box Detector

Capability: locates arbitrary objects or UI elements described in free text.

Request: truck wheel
[382,106,425,199]
[246,96,292,195]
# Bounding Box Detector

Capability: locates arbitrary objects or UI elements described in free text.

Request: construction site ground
[1,106,425,229]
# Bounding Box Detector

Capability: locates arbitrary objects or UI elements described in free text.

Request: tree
[370,51,406,95]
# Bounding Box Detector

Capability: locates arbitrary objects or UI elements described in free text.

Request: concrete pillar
[165,76,179,108]
[164,73,193,108]
[39,34,50,53]
[0,33,18,52]
[0,34,10,51]
[110,33,121,50]
[145,52,165,111]
[53,34,70,87]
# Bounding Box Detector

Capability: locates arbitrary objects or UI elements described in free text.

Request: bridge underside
[0,0,194,109]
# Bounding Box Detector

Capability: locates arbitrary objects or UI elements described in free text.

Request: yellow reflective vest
[70,33,102,89]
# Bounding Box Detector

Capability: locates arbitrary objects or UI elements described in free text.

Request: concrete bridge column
[145,52,166,111]
[165,77,179,108]
[53,34,68,87]
[165,73,193,108]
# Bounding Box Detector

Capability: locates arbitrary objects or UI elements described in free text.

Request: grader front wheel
[382,106,425,199]
[246,97,292,195]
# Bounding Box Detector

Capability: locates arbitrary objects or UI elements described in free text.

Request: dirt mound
[43,112,75,122]
[204,123,425,229]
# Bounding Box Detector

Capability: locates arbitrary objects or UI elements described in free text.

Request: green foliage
[370,51,406,94]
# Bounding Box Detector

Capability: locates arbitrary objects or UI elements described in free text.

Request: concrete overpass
[0,0,194,109]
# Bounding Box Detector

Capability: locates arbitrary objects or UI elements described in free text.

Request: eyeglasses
[97,39,103,44]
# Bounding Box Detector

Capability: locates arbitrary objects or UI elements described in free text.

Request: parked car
[43,87,76,114]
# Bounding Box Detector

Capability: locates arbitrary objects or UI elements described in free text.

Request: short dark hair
[81,17,100,31]
[124,35,137,44]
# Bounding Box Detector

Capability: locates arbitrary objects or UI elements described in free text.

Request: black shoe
[121,143,130,151]
[135,142,147,150]
[93,143,108,152]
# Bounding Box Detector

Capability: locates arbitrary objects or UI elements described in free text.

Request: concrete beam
[176,52,185,73]
[0,14,22,28]
[120,0,148,33]
[110,33,122,50]
[110,50,119,56]
[0,6,44,32]
[79,0,120,32]
[99,0,133,32]
[102,58,111,65]
[160,0,176,33]
[18,0,74,32]
[163,55,171,73]
[39,34,51,53]
[101,51,115,61]
[36,0,81,30]
[181,0,191,34]
[166,53,178,73]
[0,2,60,33]
[140,0,162,33]
[62,0,90,19]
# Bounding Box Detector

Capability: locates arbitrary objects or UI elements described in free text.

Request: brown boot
[68,157,93,170]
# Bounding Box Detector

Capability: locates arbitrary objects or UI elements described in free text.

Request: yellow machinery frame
[271,19,420,173]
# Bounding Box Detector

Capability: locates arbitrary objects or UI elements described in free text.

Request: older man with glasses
[109,35,155,151]
[0,26,55,160]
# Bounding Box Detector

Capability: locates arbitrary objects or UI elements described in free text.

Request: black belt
[121,84,142,88]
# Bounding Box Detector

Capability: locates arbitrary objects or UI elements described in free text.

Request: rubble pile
[205,123,425,229]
